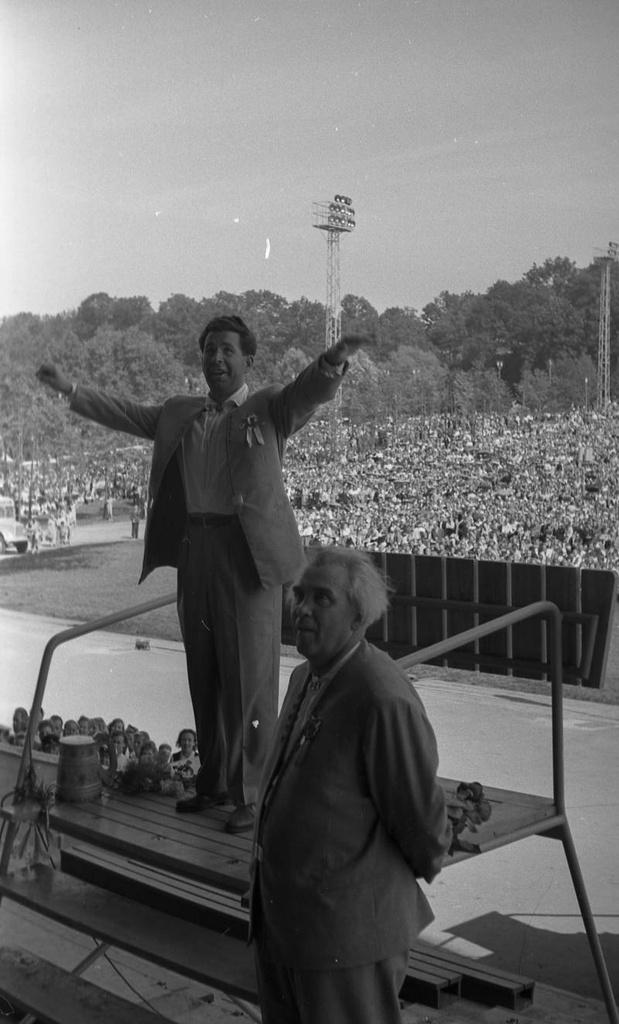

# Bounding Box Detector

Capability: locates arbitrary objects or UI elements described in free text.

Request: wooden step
[59,844,463,1009]
[401,951,461,1008]
[411,941,535,1009]
[59,844,535,1012]
[0,944,164,1024]
[0,864,258,1003]
[61,841,249,940]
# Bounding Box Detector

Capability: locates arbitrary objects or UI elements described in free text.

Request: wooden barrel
[56,736,102,802]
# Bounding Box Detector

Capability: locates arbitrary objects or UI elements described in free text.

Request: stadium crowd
[3,407,619,571]
[283,407,619,571]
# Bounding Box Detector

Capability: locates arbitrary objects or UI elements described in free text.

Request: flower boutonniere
[299,715,322,747]
[241,413,265,448]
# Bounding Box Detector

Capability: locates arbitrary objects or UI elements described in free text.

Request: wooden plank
[445,558,477,664]
[39,794,251,893]
[61,843,249,939]
[382,551,414,648]
[477,560,509,673]
[411,942,535,1009]
[413,556,445,656]
[2,779,560,882]
[94,790,253,864]
[0,865,259,1002]
[546,564,579,681]
[0,944,163,1024]
[400,962,460,1008]
[581,568,618,688]
[510,562,545,680]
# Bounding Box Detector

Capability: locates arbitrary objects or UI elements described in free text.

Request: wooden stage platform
[36,778,560,885]
[0,780,547,1020]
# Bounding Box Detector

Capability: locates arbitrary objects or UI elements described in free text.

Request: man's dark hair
[198,315,258,357]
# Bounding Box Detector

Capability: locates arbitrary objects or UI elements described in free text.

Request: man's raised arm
[323,333,368,367]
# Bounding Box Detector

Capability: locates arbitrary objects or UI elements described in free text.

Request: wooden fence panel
[510,564,546,680]
[410,555,445,660]
[546,565,580,683]
[475,560,508,674]
[581,568,618,689]
[282,549,617,689]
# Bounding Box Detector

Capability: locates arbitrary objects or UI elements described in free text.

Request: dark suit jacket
[70,356,343,586]
[250,640,451,970]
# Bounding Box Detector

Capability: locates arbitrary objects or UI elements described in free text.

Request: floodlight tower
[594,241,619,410]
[312,195,356,349]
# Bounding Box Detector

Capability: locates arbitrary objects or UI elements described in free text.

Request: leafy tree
[73,292,115,341]
[376,306,427,359]
[276,346,308,383]
[154,294,213,368]
[517,365,553,415]
[551,354,597,412]
[111,296,154,333]
[341,294,380,339]
[381,345,446,423]
[283,297,325,358]
[524,256,578,297]
[340,349,383,429]
[421,291,477,368]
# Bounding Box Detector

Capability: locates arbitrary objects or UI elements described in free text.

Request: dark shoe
[224,804,255,834]
[176,792,228,814]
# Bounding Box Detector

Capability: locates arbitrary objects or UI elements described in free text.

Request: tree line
[0,254,617,473]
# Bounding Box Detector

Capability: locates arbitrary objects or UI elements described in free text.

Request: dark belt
[188,513,237,528]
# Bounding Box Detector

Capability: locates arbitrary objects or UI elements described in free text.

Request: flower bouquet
[110,753,182,796]
[446,780,492,855]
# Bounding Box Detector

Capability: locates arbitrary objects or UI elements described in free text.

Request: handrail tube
[397,601,565,813]
[14,591,177,797]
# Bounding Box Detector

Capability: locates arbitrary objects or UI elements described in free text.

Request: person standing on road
[130,503,140,539]
[37,315,365,834]
[250,545,450,1024]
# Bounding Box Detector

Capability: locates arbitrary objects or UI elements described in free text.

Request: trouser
[254,943,409,1024]
[176,517,281,807]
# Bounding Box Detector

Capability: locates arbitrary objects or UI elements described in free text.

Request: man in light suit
[251,546,451,1023]
[37,316,363,834]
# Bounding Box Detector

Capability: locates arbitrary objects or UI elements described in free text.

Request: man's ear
[245,354,254,371]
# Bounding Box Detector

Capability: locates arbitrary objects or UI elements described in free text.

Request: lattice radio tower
[594,241,619,410]
[312,194,356,350]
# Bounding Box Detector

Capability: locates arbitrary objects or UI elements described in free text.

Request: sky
[1,0,618,319]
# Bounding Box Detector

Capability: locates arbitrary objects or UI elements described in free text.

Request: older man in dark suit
[37,317,363,834]
[250,546,451,1023]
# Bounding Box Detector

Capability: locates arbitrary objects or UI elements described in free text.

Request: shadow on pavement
[451,910,619,1002]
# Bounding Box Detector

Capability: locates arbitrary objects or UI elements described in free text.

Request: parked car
[0,497,28,554]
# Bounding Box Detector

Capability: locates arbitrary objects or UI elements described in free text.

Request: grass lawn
[0,537,180,641]
[1,516,618,705]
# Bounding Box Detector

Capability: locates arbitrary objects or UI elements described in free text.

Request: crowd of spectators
[283,406,619,571]
[0,446,149,523]
[2,707,199,791]
[4,407,619,572]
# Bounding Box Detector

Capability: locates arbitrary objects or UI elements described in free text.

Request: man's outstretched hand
[36,363,73,396]
[324,334,369,366]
